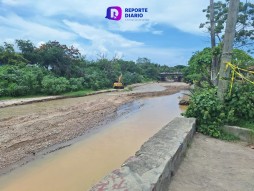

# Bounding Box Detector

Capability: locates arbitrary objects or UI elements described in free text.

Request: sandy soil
[0,82,189,174]
[0,96,62,108]
[0,89,118,108]
[168,133,254,191]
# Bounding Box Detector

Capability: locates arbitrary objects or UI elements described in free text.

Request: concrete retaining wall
[90,117,196,191]
[222,125,254,144]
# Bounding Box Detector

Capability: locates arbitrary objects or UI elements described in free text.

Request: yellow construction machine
[113,73,124,89]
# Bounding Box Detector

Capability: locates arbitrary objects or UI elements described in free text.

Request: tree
[15,39,38,65]
[185,48,212,84]
[173,65,187,71]
[200,0,254,52]
[218,0,240,101]
[37,41,81,77]
[232,49,254,68]
[210,0,221,85]
[201,0,254,85]
[0,42,28,65]
[136,57,159,80]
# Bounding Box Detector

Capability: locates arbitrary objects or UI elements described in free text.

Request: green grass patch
[62,89,94,97]
[124,86,133,92]
[220,131,240,141]
[0,88,110,101]
[234,120,254,131]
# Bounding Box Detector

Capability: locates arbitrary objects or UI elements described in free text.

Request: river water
[0,92,186,191]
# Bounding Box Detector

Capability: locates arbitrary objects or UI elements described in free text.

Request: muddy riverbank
[0,82,189,175]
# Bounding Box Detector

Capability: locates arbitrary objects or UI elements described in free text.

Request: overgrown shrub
[84,71,112,90]
[42,76,69,95]
[225,83,254,121]
[69,77,84,91]
[185,82,254,139]
[185,88,225,137]
[7,83,30,96]
[0,65,48,96]
[122,72,143,85]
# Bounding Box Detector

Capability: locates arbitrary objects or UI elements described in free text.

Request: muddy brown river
[0,92,186,191]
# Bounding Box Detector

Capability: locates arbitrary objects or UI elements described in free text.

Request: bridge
[159,72,184,82]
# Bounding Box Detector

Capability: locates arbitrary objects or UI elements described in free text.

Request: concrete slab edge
[90,117,196,191]
[222,125,254,144]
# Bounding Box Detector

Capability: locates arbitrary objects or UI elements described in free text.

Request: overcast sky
[0,0,211,66]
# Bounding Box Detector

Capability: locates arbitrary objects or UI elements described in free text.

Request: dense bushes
[122,72,143,85]
[41,76,85,95]
[0,62,149,96]
[41,76,70,95]
[225,83,254,120]
[0,65,88,96]
[183,45,254,139]
[69,78,84,91]
[0,65,46,96]
[185,83,254,138]
[185,87,232,138]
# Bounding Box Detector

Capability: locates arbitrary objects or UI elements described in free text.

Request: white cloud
[63,20,143,52]
[1,0,30,5]
[152,30,163,35]
[0,14,76,44]
[150,0,208,34]
[125,47,194,66]
[37,41,45,47]
[1,0,208,34]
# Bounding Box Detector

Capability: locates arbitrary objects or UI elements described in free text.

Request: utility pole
[217,0,240,101]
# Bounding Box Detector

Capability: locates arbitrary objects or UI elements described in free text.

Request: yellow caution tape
[230,69,235,95]
[226,62,254,74]
[224,62,254,95]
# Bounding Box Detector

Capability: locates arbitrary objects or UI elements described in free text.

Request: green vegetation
[62,90,94,97]
[185,55,254,139]
[184,47,254,85]
[183,48,212,84]
[0,40,185,98]
[184,37,254,139]
[235,120,254,131]
[185,82,254,139]
[184,0,254,140]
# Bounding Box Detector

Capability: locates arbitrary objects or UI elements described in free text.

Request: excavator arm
[113,73,124,89]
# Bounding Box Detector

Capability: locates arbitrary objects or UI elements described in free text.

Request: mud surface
[168,133,254,191]
[0,82,189,174]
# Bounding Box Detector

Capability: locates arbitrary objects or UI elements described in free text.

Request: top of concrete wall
[90,117,196,191]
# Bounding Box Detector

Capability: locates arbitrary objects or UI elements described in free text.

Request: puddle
[0,92,186,191]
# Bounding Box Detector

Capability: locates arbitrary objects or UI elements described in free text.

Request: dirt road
[168,133,254,191]
[0,82,189,174]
